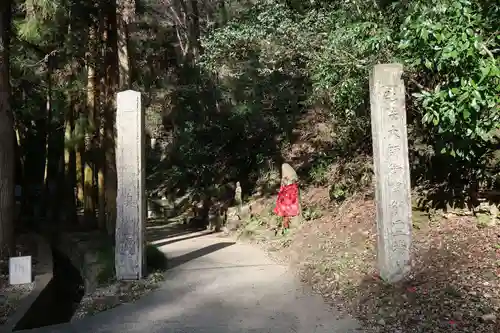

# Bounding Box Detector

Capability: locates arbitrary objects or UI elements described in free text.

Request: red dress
[273,183,299,217]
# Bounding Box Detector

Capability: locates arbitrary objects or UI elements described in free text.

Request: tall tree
[84,20,98,226]
[188,0,202,60]
[116,0,134,89]
[0,0,15,258]
[103,0,119,239]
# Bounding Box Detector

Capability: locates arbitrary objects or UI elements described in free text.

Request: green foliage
[198,0,499,208]
[201,0,387,203]
[16,0,496,214]
[303,206,322,221]
[397,0,500,207]
[148,42,309,197]
[328,157,372,203]
[309,159,330,185]
[400,0,500,163]
[329,183,347,203]
[238,214,268,239]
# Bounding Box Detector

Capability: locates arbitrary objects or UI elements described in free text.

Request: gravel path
[19,231,361,333]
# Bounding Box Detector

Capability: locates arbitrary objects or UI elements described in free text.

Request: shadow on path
[167,242,236,270]
[152,230,218,248]
[146,224,207,243]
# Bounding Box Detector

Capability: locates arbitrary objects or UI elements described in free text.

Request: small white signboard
[9,256,32,285]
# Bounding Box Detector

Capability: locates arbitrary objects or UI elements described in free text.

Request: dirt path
[19,230,361,333]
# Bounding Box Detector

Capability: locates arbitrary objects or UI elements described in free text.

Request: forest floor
[233,186,500,333]
[71,271,165,321]
[70,222,174,320]
[0,234,37,325]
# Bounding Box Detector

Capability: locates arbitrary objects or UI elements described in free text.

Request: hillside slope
[234,109,500,333]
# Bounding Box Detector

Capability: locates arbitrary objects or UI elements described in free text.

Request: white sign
[9,256,32,285]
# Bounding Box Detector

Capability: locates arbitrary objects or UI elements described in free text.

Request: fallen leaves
[407,286,417,293]
[243,189,500,333]
[72,272,165,320]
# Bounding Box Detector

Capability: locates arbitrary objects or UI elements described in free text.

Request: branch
[408,77,431,93]
[14,37,47,55]
[24,48,59,68]
[480,43,496,62]
[168,0,186,27]
[14,36,62,68]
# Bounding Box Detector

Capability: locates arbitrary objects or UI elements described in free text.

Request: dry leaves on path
[238,187,500,333]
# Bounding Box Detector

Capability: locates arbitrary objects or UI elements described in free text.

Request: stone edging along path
[0,234,54,333]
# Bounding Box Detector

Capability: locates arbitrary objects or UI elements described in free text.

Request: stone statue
[273,163,301,235]
[234,181,242,216]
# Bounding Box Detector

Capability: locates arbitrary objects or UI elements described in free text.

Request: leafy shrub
[398,0,500,206]
[303,206,323,221]
[155,0,500,208]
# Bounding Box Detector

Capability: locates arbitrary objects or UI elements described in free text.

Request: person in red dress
[273,176,299,235]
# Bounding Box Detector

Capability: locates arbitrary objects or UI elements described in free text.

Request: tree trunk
[0,0,15,258]
[104,2,119,240]
[84,24,98,228]
[188,0,202,59]
[116,0,134,90]
[97,8,107,231]
[44,55,64,230]
[64,8,79,227]
[28,116,48,228]
[75,134,84,208]
[217,0,228,27]
[64,97,77,226]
